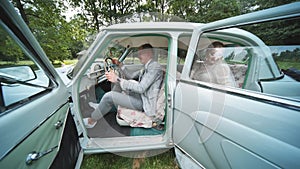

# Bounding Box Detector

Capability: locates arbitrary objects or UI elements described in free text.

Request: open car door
[0,1,81,168]
[173,3,300,169]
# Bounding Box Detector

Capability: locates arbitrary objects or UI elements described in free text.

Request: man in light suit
[84,44,163,128]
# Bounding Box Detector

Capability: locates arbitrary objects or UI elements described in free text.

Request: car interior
[77,34,174,138]
[190,29,266,92]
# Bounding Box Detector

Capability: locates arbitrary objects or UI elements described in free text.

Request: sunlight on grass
[81,149,178,169]
[277,61,300,70]
[53,59,78,67]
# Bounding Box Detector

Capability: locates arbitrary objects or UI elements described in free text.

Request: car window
[189,16,300,100]
[0,20,52,113]
[121,35,169,66]
[190,33,249,88]
[78,34,170,91]
[121,47,139,65]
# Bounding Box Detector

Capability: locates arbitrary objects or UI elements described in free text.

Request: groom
[84,43,163,128]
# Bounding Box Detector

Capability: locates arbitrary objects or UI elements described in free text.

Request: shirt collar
[144,59,152,69]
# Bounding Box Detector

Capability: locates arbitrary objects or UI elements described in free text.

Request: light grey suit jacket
[120,60,163,117]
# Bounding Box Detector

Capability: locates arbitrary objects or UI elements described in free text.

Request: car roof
[103,22,204,31]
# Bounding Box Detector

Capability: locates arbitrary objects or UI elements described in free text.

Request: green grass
[276,61,300,70]
[81,149,178,169]
[52,59,78,67]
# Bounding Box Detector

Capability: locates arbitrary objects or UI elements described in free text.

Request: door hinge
[54,120,63,129]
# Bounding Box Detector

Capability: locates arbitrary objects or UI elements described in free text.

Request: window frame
[0,20,55,114]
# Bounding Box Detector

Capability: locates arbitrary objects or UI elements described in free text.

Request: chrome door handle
[26,146,58,165]
[167,94,172,108]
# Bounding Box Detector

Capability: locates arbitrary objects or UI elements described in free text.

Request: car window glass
[80,34,169,86]
[190,33,248,88]
[190,16,300,100]
[0,21,51,112]
[239,17,300,100]
[121,35,169,66]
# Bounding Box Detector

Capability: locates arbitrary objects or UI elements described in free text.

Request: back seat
[229,64,248,88]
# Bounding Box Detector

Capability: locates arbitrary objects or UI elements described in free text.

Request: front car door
[70,30,176,154]
[174,3,300,169]
[0,1,81,168]
[68,22,199,156]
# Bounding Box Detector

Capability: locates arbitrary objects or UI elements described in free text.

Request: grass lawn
[81,149,178,169]
[276,61,300,70]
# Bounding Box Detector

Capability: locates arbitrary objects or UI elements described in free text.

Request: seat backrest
[153,78,165,122]
[229,64,248,88]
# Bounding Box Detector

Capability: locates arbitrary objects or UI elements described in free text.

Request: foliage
[274,48,300,62]
[240,16,300,47]
[9,0,299,64]
[0,34,23,63]
[253,0,299,10]
[68,0,140,31]
[11,0,89,63]
[167,0,241,23]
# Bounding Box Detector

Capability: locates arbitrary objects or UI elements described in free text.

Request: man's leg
[91,91,143,121]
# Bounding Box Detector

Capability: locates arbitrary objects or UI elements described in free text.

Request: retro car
[0,0,300,168]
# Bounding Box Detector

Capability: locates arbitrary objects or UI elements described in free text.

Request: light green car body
[0,0,299,168]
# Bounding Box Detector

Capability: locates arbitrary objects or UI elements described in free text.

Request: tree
[11,0,298,63]
[204,0,241,22]
[71,0,103,32]
[11,0,85,63]
[254,0,298,10]
[68,0,140,32]
[0,29,23,62]
[167,0,198,22]
[240,0,300,46]
[167,0,241,23]
[67,17,91,58]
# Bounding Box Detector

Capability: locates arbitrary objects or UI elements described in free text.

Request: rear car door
[0,1,80,168]
[173,3,300,169]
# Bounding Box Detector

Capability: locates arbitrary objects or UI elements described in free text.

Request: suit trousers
[91,91,143,121]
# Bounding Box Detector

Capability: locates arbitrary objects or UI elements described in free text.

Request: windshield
[70,31,107,79]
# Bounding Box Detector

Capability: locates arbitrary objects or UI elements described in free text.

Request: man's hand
[112,58,122,66]
[105,71,118,83]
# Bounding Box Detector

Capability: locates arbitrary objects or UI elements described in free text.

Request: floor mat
[82,106,131,138]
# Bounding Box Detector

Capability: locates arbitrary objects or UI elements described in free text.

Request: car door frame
[70,31,177,154]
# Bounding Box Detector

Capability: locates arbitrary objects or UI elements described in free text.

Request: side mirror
[0,66,37,82]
